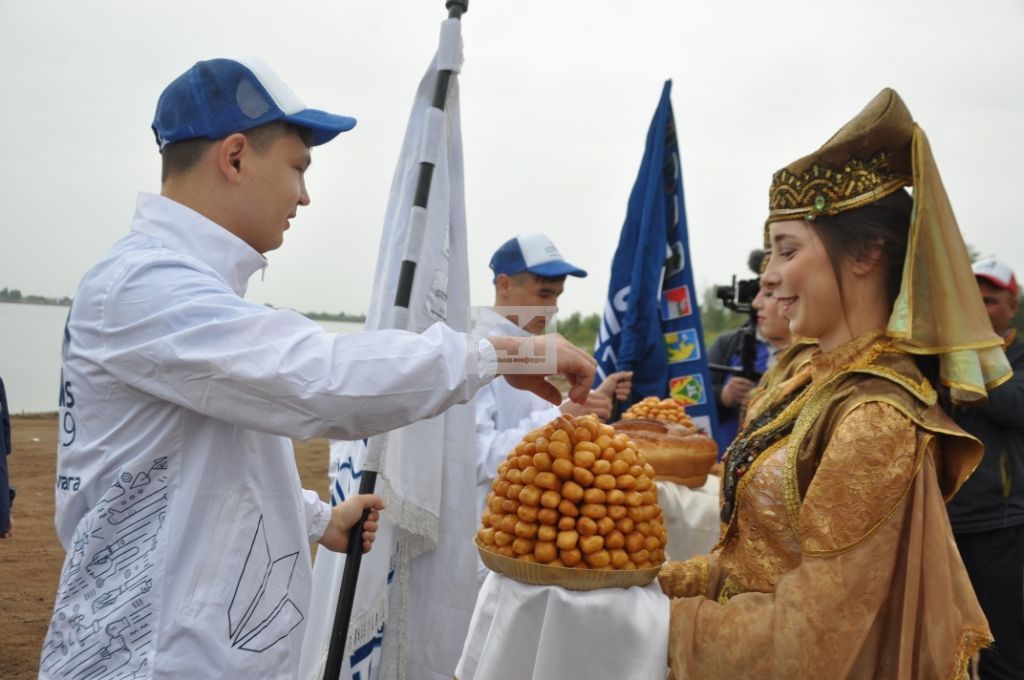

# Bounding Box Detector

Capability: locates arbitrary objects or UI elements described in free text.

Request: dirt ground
[0,414,331,679]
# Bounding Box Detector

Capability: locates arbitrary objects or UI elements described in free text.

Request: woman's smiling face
[762,220,845,348]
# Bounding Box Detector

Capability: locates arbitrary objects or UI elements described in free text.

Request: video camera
[714,276,760,314]
[709,249,764,381]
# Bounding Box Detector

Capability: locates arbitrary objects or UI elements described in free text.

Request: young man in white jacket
[40,58,595,680]
[473,234,631,583]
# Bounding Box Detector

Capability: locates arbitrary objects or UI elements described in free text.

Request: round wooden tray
[476,539,662,591]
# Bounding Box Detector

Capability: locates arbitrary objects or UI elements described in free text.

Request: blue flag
[594,80,718,438]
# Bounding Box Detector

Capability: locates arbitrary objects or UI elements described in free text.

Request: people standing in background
[946,258,1024,680]
[0,376,12,538]
[737,285,807,428]
[751,284,793,369]
[708,257,771,452]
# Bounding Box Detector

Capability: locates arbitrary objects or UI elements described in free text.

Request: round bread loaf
[477,414,667,572]
[610,418,717,486]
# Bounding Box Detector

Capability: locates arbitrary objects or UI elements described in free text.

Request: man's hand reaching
[490,334,597,405]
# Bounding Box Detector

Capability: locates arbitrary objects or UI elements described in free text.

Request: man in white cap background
[472,233,631,583]
[947,257,1024,679]
[39,59,595,679]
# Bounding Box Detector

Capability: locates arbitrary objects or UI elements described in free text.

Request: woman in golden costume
[658,89,1010,679]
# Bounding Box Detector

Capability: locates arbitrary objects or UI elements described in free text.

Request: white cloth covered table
[455,572,669,680]
[656,475,721,562]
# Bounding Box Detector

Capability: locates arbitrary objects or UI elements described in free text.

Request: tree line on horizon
[7,285,1022,348]
[0,288,72,307]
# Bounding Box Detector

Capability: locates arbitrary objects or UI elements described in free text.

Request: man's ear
[495,273,511,297]
[215,133,248,183]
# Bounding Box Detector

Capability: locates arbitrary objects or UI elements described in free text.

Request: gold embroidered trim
[945,366,1014,393]
[852,366,936,405]
[768,151,910,221]
[783,379,841,538]
[948,625,992,680]
[891,337,1006,353]
[717,575,745,604]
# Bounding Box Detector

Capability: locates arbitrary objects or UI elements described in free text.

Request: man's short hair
[160,121,313,184]
[507,271,566,286]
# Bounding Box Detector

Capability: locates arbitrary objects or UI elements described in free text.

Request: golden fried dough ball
[552,457,574,480]
[584,549,611,568]
[576,516,598,537]
[579,535,604,555]
[560,548,583,567]
[534,541,557,563]
[556,530,580,550]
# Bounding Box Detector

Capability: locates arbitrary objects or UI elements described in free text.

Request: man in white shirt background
[40,58,596,679]
[473,234,631,582]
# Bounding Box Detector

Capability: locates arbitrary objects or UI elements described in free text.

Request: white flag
[299,17,476,680]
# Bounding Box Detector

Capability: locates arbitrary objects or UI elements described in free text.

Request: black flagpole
[322,1,468,678]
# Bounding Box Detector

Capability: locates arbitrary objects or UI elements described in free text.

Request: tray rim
[476,538,663,592]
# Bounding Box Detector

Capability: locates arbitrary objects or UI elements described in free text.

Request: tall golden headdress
[766,88,1009,404]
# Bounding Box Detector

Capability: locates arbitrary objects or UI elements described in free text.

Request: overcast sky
[2,0,1022,321]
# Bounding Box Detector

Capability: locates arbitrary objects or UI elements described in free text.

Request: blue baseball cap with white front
[973,257,1019,297]
[152,57,357,150]
[489,233,587,281]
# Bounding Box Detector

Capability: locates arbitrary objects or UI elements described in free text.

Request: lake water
[0,303,364,414]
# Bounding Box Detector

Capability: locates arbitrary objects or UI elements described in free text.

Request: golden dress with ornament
[658,331,990,679]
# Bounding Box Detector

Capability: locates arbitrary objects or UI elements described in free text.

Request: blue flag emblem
[594,80,718,438]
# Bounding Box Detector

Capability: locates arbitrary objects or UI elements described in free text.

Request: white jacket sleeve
[303,489,332,542]
[95,256,496,441]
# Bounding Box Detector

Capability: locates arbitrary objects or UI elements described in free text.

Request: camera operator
[708,250,770,454]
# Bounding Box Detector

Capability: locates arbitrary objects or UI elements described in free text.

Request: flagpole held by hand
[322,3,469,679]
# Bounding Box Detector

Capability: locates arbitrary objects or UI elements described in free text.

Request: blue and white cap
[152,57,357,150]
[489,233,587,281]
[973,257,1019,297]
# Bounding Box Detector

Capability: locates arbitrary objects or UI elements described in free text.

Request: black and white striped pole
[321,1,468,678]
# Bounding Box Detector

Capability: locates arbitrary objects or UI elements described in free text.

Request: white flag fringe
[299,17,476,680]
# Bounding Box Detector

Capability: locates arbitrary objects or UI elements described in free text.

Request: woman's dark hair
[810,188,940,384]
[810,188,913,309]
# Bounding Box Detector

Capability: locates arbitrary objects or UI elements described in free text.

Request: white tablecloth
[657,475,720,562]
[455,572,669,680]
